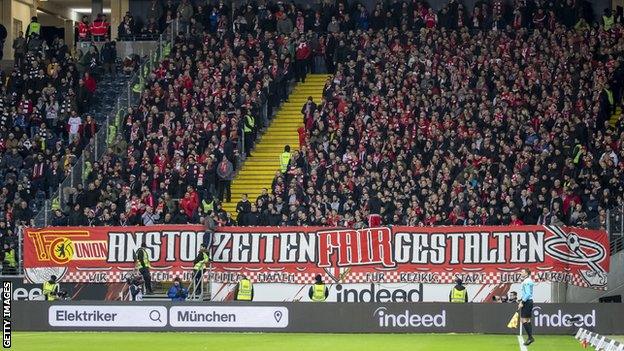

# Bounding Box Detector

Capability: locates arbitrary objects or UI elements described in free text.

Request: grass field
[11,332,588,351]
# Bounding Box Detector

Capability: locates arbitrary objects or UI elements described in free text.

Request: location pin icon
[274,310,282,323]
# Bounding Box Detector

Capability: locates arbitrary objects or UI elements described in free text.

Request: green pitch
[12,332,586,351]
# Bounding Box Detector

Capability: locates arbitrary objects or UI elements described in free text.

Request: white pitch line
[517,335,529,351]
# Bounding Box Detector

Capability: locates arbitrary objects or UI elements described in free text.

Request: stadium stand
[3,0,624,239]
[0,30,135,266]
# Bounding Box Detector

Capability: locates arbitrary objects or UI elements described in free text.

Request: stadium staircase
[222,74,329,215]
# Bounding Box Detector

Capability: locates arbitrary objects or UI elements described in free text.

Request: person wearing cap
[191,244,210,296]
[449,277,468,303]
[135,242,153,294]
[43,275,60,301]
[308,274,328,302]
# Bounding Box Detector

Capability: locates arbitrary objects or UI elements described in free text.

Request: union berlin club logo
[543,226,607,288]
[23,225,609,288]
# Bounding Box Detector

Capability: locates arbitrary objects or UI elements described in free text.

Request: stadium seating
[1,36,130,229]
[4,0,623,245]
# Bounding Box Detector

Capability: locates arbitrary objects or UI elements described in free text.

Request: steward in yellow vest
[42,275,60,301]
[135,243,153,294]
[280,145,291,173]
[309,274,328,302]
[192,244,211,295]
[235,275,254,301]
[602,10,614,31]
[26,17,41,37]
[3,245,16,273]
[450,278,468,303]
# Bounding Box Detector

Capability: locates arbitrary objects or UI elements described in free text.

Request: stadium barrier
[575,328,624,351]
[12,301,624,334]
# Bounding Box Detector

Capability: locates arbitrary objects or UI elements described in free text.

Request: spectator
[90,14,110,41]
[167,277,188,301]
[236,194,251,225]
[76,15,91,41]
[118,12,136,39]
[217,157,234,203]
[12,31,26,66]
[177,0,194,33]
[101,41,116,76]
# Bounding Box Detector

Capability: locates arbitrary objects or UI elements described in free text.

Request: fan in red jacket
[90,14,110,40]
[77,15,90,41]
[295,38,311,83]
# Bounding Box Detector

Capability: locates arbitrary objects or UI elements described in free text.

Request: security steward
[308,274,329,302]
[135,242,153,294]
[243,110,255,157]
[234,275,254,301]
[192,244,211,295]
[26,16,41,38]
[42,275,60,301]
[2,244,17,274]
[449,277,468,303]
[280,145,291,174]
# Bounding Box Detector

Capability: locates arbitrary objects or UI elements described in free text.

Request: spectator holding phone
[167,277,188,301]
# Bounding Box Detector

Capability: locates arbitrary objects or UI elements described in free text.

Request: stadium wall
[210,282,553,303]
[12,301,624,335]
[565,251,624,303]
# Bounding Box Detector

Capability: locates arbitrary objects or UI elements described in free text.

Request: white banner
[48,305,167,327]
[210,282,552,303]
[169,306,288,328]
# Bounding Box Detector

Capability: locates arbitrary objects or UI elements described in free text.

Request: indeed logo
[336,284,423,302]
[374,307,446,328]
[532,307,596,327]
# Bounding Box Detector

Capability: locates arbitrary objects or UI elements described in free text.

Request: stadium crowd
[4,0,624,235]
[255,0,624,228]
[0,19,128,267]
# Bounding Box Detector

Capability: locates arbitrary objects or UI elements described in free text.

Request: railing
[32,27,174,227]
[187,264,212,301]
[606,205,624,254]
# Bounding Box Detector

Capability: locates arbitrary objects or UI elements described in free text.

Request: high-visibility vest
[194,252,210,270]
[280,152,291,173]
[573,144,582,164]
[27,22,41,36]
[450,287,467,303]
[91,21,109,36]
[603,15,614,31]
[42,281,58,301]
[135,248,151,269]
[244,115,254,133]
[107,125,117,145]
[311,283,326,302]
[4,249,16,268]
[237,279,253,301]
[605,88,614,105]
[202,199,214,213]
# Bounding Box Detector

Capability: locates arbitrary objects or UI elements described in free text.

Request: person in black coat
[0,23,7,60]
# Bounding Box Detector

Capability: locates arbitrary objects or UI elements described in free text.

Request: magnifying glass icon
[149,310,162,323]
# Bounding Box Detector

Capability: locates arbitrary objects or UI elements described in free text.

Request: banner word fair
[23,225,609,289]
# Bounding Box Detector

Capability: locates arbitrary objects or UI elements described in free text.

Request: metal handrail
[187,262,212,301]
[187,267,204,301]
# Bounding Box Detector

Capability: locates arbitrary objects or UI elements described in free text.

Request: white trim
[517,335,529,351]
